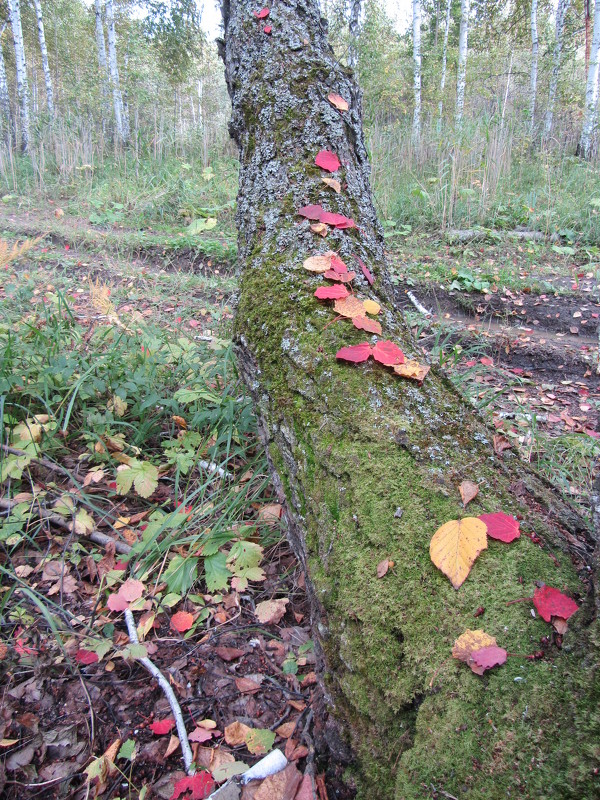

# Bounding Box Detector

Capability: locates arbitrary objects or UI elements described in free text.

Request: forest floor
[0,205,598,800]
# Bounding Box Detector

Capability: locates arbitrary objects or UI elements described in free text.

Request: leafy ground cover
[0,205,598,800]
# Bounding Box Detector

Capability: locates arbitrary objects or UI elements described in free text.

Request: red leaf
[150,718,176,735]
[315,150,341,173]
[469,645,507,673]
[119,578,145,601]
[253,7,270,18]
[75,649,99,665]
[372,340,404,366]
[327,93,349,111]
[171,772,216,800]
[533,586,579,623]
[170,611,194,633]
[336,343,372,363]
[298,204,324,220]
[319,211,356,228]
[330,254,348,273]
[263,24,272,33]
[324,269,355,282]
[314,284,349,300]
[357,257,374,285]
[352,315,382,335]
[480,357,494,366]
[188,726,213,743]
[478,512,520,543]
[107,593,130,612]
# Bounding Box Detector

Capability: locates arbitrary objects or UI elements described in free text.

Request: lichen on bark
[219,1,600,797]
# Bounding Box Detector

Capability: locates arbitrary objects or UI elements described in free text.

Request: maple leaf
[170,771,215,800]
[353,315,382,335]
[393,359,430,382]
[314,285,349,300]
[371,340,404,366]
[315,150,341,172]
[150,718,176,735]
[430,518,488,588]
[533,586,578,622]
[327,92,349,111]
[170,611,194,633]
[336,343,371,363]
[334,296,365,318]
[478,512,520,543]
[469,645,507,675]
[459,480,479,507]
[253,7,270,18]
[452,629,497,662]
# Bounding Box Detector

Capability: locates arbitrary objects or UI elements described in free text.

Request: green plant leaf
[204,552,231,592]
[118,739,136,761]
[245,728,275,755]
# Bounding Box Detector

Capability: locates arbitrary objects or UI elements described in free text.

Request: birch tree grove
[544,0,571,141]
[219,0,599,796]
[7,0,29,152]
[32,0,54,116]
[580,0,600,157]
[438,0,452,128]
[456,0,469,125]
[105,0,129,145]
[412,0,421,143]
[529,0,538,138]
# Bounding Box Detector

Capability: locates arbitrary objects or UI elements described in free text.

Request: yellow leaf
[303,255,331,273]
[452,629,497,662]
[393,360,430,382]
[362,299,380,315]
[310,222,328,237]
[322,177,341,193]
[334,296,366,318]
[429,518,488,588]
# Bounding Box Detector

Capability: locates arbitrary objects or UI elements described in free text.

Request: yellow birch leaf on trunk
[334,296,366,318]
[452,629,497,662]
[429,518,488,588]
[362,299,380,315]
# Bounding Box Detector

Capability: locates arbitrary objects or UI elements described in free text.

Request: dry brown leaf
[393,360,430,382]
[310,222,328,237]
[164,735,180,759]
[376,559,389,578]
[255,598,289,625]
[322,177,341,193]
[552,616,569,634]
[254,762,303,800]
[276,721,297,739]
[224,721,251,747]
[334,295,365,318]
[429,518,488,589]
[459,480,479,507]
[258,503,283,526]
[452,629,497,662]
[493,434,512,455]
[235,676,262,693]
[327,92,349,111]
[303,255,331,273]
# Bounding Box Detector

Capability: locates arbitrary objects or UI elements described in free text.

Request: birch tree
[31,0,54,115]
[438,0,452,129]
[219,0,599,796]
[529,0,538,138]
[347,0,361,69]
[105,0,129,144]
[7,0,30,152]
[543,0,572,141]
[412,0,421,143]
[579,0,600,157]
[94,0,110,126]
[0,26,13,146]
[455,0,469,125]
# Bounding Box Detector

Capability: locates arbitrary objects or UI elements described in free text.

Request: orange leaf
[452,629,497,662]
[459,480,479,507]
[119,578,145,602]
[334,296,365,318]
[393,360,430,383]
[429,518,488,589]
[352,315,382,335]
[171,611,194,633]
[224,721,251,747]
[328,92,349,111]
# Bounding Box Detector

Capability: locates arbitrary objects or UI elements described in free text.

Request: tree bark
[220,0,599,797]
[544,0,571,142]
[31,0,54,116]
[412,0,422,145]
[105,0,129,145]
[7,0,30,152]
[579,0,600,158]
[456,0,469,125]
[529,0,538,139]
[438,0,452,130]
[0,26,14,146]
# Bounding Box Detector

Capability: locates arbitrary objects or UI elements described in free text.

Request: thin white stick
[124,608,195,774]
[406,290,431,317]
[198,460,231,479]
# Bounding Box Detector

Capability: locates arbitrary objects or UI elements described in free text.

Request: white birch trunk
[105,0,128,145]
[412,0,421,144]
[579,0,600,157]
[529,0,538,138]
[544,0,572,140]
[0,26,13,145]
[32,0,53,115]
[348,0,361,69]
[94,0,110,126]
[455,0,470,126]
[7,0,29,152]
[438,0,452,129]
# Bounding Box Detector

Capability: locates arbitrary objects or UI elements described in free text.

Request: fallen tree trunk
[219,2,600,797]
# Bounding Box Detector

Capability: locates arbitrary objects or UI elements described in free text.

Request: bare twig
[406,290,432,317]
[123,608,195,775]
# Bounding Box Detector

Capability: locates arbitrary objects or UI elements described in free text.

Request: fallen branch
[123,608,195,775]
[406,290,432,317]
